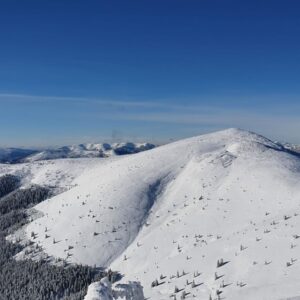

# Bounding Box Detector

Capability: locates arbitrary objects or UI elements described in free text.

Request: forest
[0,174,105,300]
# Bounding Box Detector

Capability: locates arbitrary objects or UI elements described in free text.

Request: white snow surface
[9,128,300,300]
[0,157,109,191]
[84,278,144,300]
[84,278,113,300]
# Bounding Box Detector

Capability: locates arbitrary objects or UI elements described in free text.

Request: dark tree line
[0,174,20,198]
[0,180,106,300]
[0,209,27,233]
[0,256,103,300]
[0,184,50,215]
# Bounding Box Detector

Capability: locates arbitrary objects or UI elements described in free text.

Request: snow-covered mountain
[24,142,156,162]
[281,143,300,154]
[0,142,155,163]
[4,128,300,300]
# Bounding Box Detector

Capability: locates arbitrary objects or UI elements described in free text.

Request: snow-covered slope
[15,129,300,300]
[0,158,113,192]
[24,142,155,162]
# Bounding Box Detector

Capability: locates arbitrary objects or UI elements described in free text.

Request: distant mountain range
[1,140,298,164]
[280,143,300,153]
[0,142,156,163]
[0,148,38,163]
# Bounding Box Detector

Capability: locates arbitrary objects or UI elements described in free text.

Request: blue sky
[0,0,300,147]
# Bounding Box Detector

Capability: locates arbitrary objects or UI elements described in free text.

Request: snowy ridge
[0,147,37,163]
[0,142,155,164]
[281,143,300,154]
[10,128,300,300]
[24,142,155,162]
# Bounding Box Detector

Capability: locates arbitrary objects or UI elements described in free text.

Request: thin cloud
[1,93,300,145]
[91,109,300,143]
[0,93,174,109]
[0,93,255,112]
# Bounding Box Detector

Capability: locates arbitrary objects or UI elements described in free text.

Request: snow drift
[84,278,144,300]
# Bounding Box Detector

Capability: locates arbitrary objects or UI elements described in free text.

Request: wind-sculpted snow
[84,278,144,300]
[16,128,300,300]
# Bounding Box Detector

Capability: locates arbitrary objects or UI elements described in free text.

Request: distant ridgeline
[0,142,155,164]
[0,148,38,164]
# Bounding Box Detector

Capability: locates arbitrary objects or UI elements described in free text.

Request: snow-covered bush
[84,277,144,300]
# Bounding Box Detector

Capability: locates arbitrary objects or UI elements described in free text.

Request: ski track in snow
[3,128,300,300]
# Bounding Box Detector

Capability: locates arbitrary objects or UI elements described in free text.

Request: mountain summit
[7,129,300,300]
